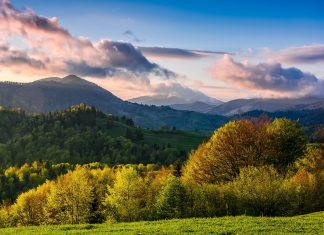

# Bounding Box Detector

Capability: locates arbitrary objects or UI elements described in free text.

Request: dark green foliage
[0,104,206,168]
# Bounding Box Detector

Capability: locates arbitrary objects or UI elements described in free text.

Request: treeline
[0,104,187,167]
[0,118,323,227]
[0,161,73,203]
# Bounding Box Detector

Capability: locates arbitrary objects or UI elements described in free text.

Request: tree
[266,118,307,171]
[182,118,307,184]
[104,167,144,221]
[11,181,51,226]
[182,119,270,184]
[228,166,290,216]
[312,126,324,143]
[45,167,94,224]
[155,175,186,219]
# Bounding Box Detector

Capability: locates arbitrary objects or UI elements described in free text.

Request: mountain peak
[62,74,83,81]
[34,75,96,88]
[61,74,87,84]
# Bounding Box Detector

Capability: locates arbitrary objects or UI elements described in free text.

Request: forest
[0,105,323,227]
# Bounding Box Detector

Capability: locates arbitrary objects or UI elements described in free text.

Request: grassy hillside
[1,212,323,234]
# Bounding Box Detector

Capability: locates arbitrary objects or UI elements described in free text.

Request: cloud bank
[212,55,318,97]
[0,0,174,79]
[139,46,227,59]
[271,44,324,64]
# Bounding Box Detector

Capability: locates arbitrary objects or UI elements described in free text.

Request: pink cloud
[270,44,324,64]
[211,55,318,97]
[0,0,174,79]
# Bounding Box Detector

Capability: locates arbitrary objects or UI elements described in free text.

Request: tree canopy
[182,118,307,184]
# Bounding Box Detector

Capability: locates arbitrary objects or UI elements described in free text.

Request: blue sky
[11,0,324,51]
[2,0,324,101]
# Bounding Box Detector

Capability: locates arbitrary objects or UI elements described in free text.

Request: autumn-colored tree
[182,118,270,184]
[182,118,306,184]
[292,145,324,212]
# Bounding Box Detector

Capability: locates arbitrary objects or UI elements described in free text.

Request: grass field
[1,212,323,235]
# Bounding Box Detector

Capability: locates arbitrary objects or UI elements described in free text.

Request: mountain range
[207,97,324,116]
[128,94,223,106]
[1,74,324,132]
[0,75,227,131]
[129,94,324,115]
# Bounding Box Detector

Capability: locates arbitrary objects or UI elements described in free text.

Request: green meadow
[1,212,323,235]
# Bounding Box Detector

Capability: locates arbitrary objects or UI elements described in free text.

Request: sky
[1,0,324,101]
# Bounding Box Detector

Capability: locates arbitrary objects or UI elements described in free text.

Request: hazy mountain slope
[208,97,324,116]
[0,75,227,131]
[129,94,223,106]
[170,101,216,113]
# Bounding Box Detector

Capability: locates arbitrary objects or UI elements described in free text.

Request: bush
[226,166,293,216]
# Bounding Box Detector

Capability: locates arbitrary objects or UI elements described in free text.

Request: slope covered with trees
[0,117,323,228]
[0,104,207,168]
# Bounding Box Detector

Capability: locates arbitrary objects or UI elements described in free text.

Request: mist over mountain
[129,94,223,106]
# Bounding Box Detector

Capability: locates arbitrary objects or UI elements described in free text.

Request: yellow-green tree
[228,166,289,216]
[45,167,94,224]
[104,167,144,221]
[12,181,51,226]
[266,118,307,171]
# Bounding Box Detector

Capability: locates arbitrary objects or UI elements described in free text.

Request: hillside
[0,75,227,131]
[1,212,323,235]
[0,104,207,167]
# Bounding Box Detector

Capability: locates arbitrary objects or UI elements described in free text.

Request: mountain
[208,97,324,116]
[293,101,324,110]
[170,101,216,113]
[129,94,223,106]
[0,75,227,131]
[232,109,324,135]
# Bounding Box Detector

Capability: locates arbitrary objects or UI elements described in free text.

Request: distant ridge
[170,101,216,113]
[0,75,227,131]
[129,94,223,106]
[208,97,324,116]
